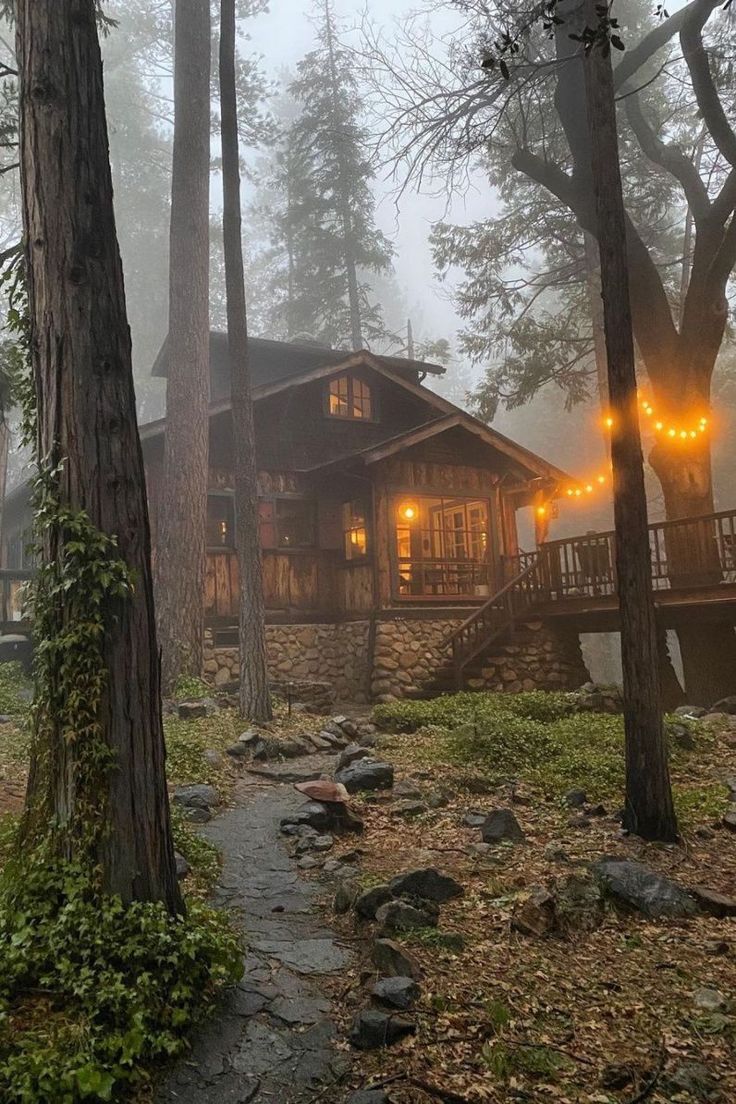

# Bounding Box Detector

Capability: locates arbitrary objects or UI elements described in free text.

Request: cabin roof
[300,411,573,486]
[151,330,445,387]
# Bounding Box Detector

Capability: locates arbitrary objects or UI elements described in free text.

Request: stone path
[157,763,355,1104]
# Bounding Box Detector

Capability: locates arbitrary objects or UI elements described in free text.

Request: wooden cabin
[2,334,591,701]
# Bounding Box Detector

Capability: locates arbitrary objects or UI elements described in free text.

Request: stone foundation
[204,616,590,704]
[205,621,371,703]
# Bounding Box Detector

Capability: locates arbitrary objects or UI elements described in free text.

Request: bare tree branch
[680,0,736,168]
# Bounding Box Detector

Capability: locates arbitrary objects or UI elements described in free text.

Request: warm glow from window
[399,503,417,521]
[327,376,373,420]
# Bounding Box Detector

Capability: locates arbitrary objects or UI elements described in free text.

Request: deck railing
[540,507,736,600]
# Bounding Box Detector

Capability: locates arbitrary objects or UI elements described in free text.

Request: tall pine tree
[256,1,393,349]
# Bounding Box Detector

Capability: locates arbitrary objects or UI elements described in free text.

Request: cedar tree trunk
[155,0,211,691]
[583,5,678,842]
[16,0,182,910]
[219,0,273,721]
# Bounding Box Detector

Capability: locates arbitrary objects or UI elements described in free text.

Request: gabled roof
[151,330,444,391]
[300,411,573,486]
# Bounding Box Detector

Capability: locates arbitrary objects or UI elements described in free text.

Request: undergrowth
[374,691,719,822]
[0,856,241,1103]
[0,661,31,717]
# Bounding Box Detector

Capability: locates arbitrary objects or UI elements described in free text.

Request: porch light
[398,502,417,522]
[536,505,546,517]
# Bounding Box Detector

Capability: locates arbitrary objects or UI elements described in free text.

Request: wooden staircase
[421,556,548,694]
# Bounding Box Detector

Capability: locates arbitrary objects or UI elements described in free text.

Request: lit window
[207,495,234,547]
[343,501,368,560]
[327,375,373,420]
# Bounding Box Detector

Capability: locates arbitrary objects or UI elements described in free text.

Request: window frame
[206,491,236,550]
[259,494,318,551]
[342,499,369,562]
[323,374,377,422]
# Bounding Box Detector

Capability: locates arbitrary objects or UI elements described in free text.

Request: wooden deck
[450,508,736,681]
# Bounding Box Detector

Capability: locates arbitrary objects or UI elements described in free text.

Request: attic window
[326,375,373,420]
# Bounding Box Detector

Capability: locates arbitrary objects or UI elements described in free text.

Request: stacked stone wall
[204,616,590,703]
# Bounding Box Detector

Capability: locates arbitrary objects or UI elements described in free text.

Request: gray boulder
[389,868,464,904]
[593,859,697,917]
[481,808,525,844]
[346,1092,391,1104]
[174,852,190,880]
[280,801,334,832]
[392,800,427,818]
[355,884,393,920]
[675,705,707,718]
[372,938,421,979]
[375,898,439,934]
[335,760,394,793]
[349,1009,416,1050]
[565,788,587,808]
[172,783,219,810]
[372,976,420,1010]
[177,700,214,720]
[336,743,374,771]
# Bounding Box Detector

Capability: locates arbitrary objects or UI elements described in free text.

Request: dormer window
[326,375,373,420]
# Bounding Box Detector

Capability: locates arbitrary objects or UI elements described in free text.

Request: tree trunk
[155,0,211,691]
[323,0,363,351]
[0,419,9,559]
[583,4,678,842]
[16,0,182,910]
[219,0,272,722]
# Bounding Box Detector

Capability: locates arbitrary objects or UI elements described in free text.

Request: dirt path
[157,762,356,1104]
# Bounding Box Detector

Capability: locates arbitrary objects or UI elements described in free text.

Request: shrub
[373,690,577,733]
[0,855,241,1103]
[171,675,211,702]
[0,662,31,717]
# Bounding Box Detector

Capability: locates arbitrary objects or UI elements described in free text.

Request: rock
[593,859,697,918]
[691,885,736,918]
[722,809,736,832]
[426,791,450,809]
[375,898,439,934]
[349,1008,415,1050]
[172,783,219,810]
[481,809,525,844]
[318,729,349,750]
[372,938,421,979]
[226,741,251,759]
[389,868,464,904]
[238,728,260,746]
[336,744,373,771]
[693,987,726,1012]
[467,842,495,858]
[334,878,361,914]
[335,760,394,793]
[307,733,334,752]
[675,705,707,718]
[567,814,592,829]
[298,855,321,870]
[393,780,423,799]
[660,1063,721,1102]
[176,700,210,720]
[346,1091,391,1104]
[600,1064,636,1091]
[174,852,190,880]
[463,811,487,828]
[565,788,587,808]
[511,886,557,937]
[585,803,608,817]
[202,748,222,767]
[183,806,211,823]
[312,834,334,852]
[280,802,333,832]
[392,800,428,818]
[294,780,349,804]
[710,695,736,715]
[669,721,696,750]
[355,884,393,920]
[372,976,420,1010]
[356,730,378,749]
[705,940,730,956]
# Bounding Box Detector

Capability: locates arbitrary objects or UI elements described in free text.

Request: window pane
[353,379,372,419]
[207,496,234,546]
[343,501,368,560]
[329,376,349,416]
[275,499,316,547]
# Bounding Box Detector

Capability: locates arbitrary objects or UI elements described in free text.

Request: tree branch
[624,93,710,221]
[613,3,695,91]
[680,0,736,168]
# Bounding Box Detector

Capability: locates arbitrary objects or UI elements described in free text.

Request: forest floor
[0,672,734,1103]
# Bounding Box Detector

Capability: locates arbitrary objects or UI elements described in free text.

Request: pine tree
[256,1,393,349]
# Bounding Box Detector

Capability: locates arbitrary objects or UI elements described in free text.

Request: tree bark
[16,0,182,910]
[155,0,211,691]
[219,0,272,722]
[583,4,678,842]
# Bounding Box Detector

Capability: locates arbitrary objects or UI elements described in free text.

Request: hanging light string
[551,396,711,508]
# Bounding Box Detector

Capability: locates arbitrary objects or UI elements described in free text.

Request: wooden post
[582,4,678,841]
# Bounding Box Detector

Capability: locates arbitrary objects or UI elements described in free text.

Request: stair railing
[447,555,546,687]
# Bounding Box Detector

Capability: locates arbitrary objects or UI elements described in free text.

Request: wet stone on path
[156,764,354,1103]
